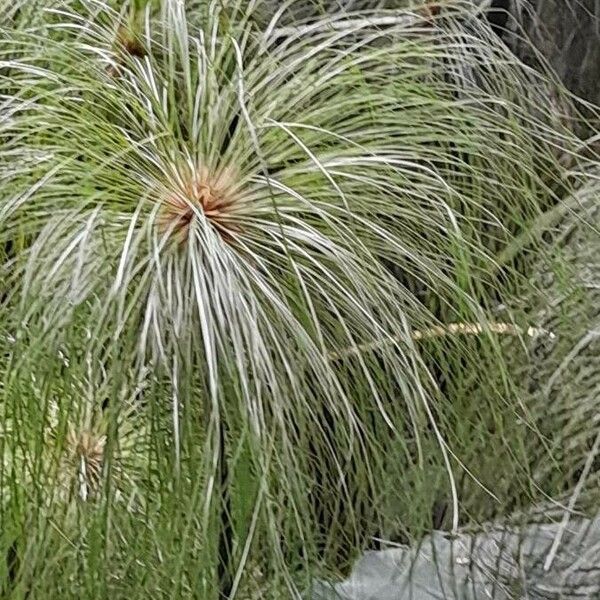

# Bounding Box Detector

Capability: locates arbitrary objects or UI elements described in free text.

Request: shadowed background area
[260,0,600,104]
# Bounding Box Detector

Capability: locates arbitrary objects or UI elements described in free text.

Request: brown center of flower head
[158,166,242,245]
[106,26,146,77]
[65,428,106,500]
[118,30,146,59]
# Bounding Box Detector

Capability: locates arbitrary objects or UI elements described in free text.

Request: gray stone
[312,517,600,599]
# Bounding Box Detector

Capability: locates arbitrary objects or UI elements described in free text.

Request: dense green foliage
[1,1,599,598]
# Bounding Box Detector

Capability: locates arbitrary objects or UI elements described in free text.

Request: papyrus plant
[0,1,593,597]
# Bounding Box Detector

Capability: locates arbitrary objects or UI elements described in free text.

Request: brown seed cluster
[106,26,146,78]
[158,166,242,245]
[117,26,146,59]
[63,428,106,500]
[418,1,444,25]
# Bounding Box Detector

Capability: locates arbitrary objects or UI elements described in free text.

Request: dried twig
[328,322,555,360]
